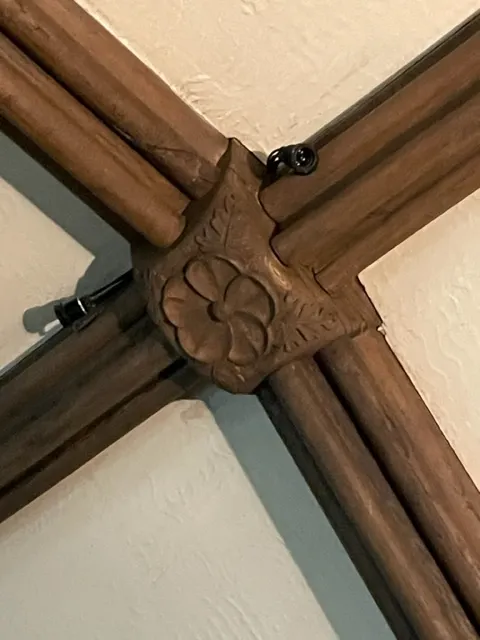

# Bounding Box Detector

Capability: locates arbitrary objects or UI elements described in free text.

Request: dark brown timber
[0,284,200,523]
[0,364,199,524]
[0,0,228,198]
[0,32,188,247]
[317,151,480,289]
[319,328,480,626]
[261,13,479,221]
[258,383,415,639]
[0,117,143,244]
[261,359,478,639]
[265,14,480,285]
[0,5,479,635]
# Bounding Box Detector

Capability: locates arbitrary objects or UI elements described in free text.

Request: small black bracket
[54,271,132,330]
[266,144,318,177]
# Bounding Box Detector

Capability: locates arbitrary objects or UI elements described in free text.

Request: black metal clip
[54,271,132,330]
[266,144,318,178]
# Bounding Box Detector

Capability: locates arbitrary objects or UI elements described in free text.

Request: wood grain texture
[1,6,478,633]
[0,116,144,244]
[0,284,200,523]
[319,328,480,627]
[0,0,228,199]
[266,14,480,283]
[0,364,199,525]
[0,284,145,414]
[257,383,415,639]
[0,316,172,489]
[0,33,188,247]
[134,140,362,394]
[262,359,478,639]
[261,12,479,220]
[318,150,480,289]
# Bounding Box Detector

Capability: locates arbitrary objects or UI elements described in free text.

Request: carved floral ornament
[135,140,358,392]
[159,250,347,392]
[162,256,275,367]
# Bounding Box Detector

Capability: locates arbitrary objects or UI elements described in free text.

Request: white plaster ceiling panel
[0,393,394,639]
[361,190,480,489]
[77,0,478,154]
[0,132,130,371]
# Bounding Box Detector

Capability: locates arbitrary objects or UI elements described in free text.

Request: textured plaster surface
[0,132,131,371]
[77,0,478,155]
[0,136,393,636]
[1,3,478,636]
[361,190,480,489]
[0,391,393,640]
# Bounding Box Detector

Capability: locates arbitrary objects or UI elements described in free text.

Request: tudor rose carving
[133,140,359,393]
[162,256,274,367]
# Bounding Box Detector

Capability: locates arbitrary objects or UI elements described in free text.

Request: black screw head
[287,145,318,175]
[266,144,318,177]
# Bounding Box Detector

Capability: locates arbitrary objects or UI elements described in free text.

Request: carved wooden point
[133,140,363,393]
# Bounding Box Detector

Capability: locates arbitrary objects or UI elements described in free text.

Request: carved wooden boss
[1,4,479,639]
[134,141,361,393]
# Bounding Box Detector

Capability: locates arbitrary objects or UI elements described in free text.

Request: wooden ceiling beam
[0,363,199,524]
[0,33,188,247]
[261,14,479,222]
[261,359,478,639]
[0,0,228,199]
[1,6,479,635]
[318,150,480,289]
[319,328,480,625]
[257,382,416,639]
[262,13,479,285]
[0,284,201,522]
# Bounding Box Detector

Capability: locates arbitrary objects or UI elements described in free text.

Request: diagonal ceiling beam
[257,381,416,638]
[264,13,479,288]
[0,0,228,199]
[1,5,479,635]
[318,329,480,622]
[318,152,479,289]
[261,13,479,222]
[261,358,478,639]
[0,283,200,523]
[0,32,188,247]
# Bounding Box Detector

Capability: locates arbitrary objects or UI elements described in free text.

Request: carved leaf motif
[283,295,338,352]
[211,195,232,237]
[195,193,234,250]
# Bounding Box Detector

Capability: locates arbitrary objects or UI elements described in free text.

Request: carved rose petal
[163,276,208,328]
[178,321,231,364]
[186,257,239,302]
[224,276,273,325]
[228,313,269,366]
